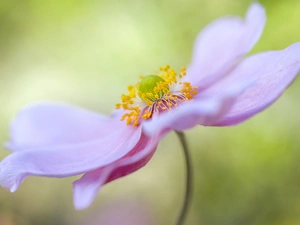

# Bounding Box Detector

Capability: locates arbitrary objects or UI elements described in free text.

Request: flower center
[138,75,169,102]
[115,65,198,126]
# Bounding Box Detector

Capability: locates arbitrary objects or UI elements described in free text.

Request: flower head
[0,3,299,210]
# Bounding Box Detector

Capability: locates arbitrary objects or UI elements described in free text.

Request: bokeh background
[0,0,300,224]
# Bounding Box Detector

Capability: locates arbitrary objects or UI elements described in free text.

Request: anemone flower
[0,2,299,214]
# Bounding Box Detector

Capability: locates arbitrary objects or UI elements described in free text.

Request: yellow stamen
[116,65,198,126]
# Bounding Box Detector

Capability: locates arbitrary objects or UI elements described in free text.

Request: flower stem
[175,131,193,225]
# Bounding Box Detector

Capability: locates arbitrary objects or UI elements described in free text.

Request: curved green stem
[175,131,193,225]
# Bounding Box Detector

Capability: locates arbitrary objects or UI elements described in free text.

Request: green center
[138,75,167,101]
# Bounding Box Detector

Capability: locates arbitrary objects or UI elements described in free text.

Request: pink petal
[187,3,265,88]
[72,132,159,210]
[143,81,251,136]
[215,42,300,126]
[6,102,109,150]
[0,104,142,192]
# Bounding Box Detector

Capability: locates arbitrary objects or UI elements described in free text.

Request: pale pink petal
[6,102,109,150]
[143,81,251,136]
[73,133,159,210]
[0,119,142,192]
[214,42,300,126]
[187,2,265,88]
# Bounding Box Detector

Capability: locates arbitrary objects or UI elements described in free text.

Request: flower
[0,3,299,210]
[79,200,155,225]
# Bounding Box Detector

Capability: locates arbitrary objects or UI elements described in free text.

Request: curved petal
[215,42,300,126]
[6,102,109,150]
[187,2,266,88]
[0,119,142,192]
[72,132,159,210]
[143,81,251,136]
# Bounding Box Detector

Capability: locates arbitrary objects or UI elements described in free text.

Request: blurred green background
[0,0,300,224]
